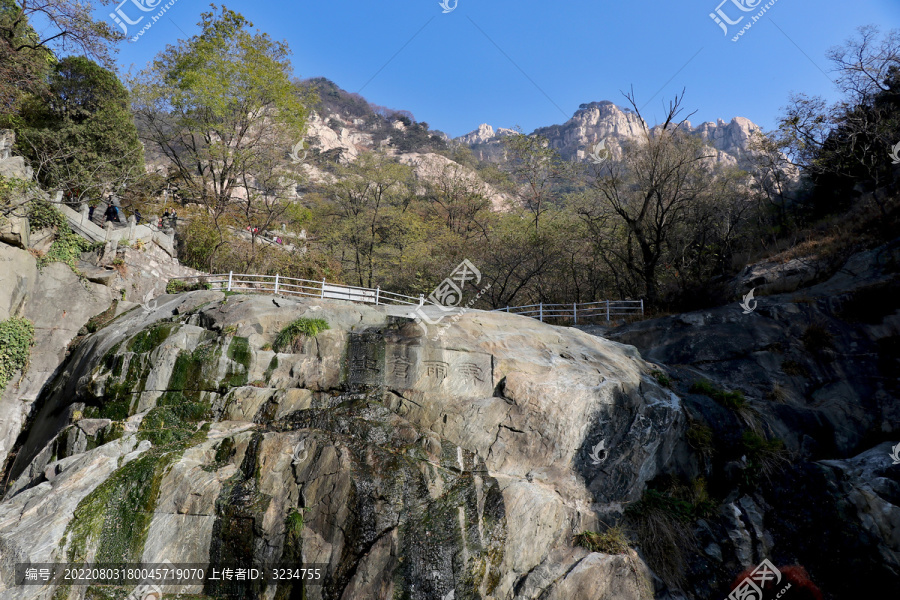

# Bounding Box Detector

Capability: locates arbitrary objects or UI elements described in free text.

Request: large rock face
[535,101,647,161]
[610,238,900,458]
[305,112,374,163]
[0,235,202,472]
[397,152,513,211]
[608,238,900,597]
[0,243,116,471]
[2,242,897,599]
[686,117,759,165]
[0,292,680,599]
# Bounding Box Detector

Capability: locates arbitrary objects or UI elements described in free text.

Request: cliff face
[396,151,513,211]
[535,101,647,160]
[0,244,116,473]
[1,242,897,599]
[0,235,202,476]
[609,237,900,597]
[0,292,680,599]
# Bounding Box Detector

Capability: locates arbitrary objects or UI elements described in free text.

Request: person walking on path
[105,204,118,223]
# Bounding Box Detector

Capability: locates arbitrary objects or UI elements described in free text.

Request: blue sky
[106,0,900,138]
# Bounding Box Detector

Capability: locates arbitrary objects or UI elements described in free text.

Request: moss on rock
[127,323,179,354]
[63,451,172,565]
[227,336,252,368]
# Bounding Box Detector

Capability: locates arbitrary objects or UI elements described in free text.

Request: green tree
[502,130,569,232]
[311,153,414,288]
[0,0,121,122]
[0,0,50,123]
[131,5,312,267]
[15,56,144,203]
[422,161,492,240]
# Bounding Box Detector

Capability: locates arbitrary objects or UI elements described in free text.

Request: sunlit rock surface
[0,292,678,599]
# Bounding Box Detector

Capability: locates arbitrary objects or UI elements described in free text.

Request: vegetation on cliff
[0,316,34,394]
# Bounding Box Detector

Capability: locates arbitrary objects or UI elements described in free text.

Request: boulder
[0,292,683,599]
[0,215,29,249]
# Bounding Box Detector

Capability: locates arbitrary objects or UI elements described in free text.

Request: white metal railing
[168,273,423,306]
[168,273,645,322]
[494,300,644,323]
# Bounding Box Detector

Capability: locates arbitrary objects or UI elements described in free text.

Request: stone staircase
[57,197,162,248]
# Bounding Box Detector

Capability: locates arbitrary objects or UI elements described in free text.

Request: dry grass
[766,381,788,403]
[574,525,654,599]
[781,359,809,377]
[751,193,898,274]
[574,526,632,555]
[689,379,760,432]
[742,430,791,483]
[771,232,840,264]
[627,496,697,589]
[686,421,714,458]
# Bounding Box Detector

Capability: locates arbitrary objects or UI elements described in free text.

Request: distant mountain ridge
[298,79,762,170]
[458,100,763,168]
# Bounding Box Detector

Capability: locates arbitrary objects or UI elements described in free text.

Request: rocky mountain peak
[459,123,495,145]
[455,101,765,168]
[688,116,761,156]
[572,100,634,119]
[457,123,518,146]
